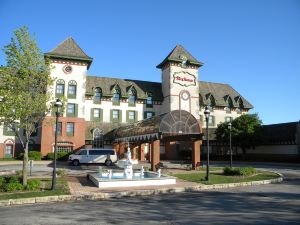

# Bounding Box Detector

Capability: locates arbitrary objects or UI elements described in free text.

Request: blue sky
[0,0,299,125]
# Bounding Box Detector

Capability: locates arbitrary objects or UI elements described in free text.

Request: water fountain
[88,146,176,188]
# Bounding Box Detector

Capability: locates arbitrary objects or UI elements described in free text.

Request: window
[113,110,119,119]
[146,93,153,107]
[67,122,74,136]
[66,103,77,117]
[111,109,122,122]
[68,80,77,99]
[207,95,215,111]
[225,117,233,123]
[208,115,215,126]
[56,79,65,97]
[79,150,87,155]
[94,109,100,118]
[237,98,244,114]
[91,108,102,121]
[57,146,73,153]
[128,88,136,107]
[3,124,14,136]
[112,88,121,106]
[226,97,233,113]
[94,88,102,103]
[127,110,137,123]
[144,111,155,119]
[54,122,62,136]
[129,111,135,120]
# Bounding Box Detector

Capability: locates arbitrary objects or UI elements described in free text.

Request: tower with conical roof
[157,45,203,119]
[41,37,92,156]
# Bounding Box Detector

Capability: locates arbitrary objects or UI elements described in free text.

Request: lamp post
[51,98,62,190]
[204,106,210,181]
[228,122,232,168]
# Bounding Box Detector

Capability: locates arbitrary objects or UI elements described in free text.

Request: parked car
[68,148,117,166]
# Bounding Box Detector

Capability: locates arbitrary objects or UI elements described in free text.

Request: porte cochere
[113,110,203,171]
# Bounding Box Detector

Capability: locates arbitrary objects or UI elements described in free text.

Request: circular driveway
[0,162,299,225]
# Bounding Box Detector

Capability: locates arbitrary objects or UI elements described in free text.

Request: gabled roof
[86,76,163,101]
[45,37,93,68]
[86,75,253,109]
[198,81,253,109]
[156,45,203,69]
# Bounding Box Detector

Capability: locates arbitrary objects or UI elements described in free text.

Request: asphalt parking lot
[0,162,299,225]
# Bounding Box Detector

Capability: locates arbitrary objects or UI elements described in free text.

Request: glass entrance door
[5,145,13,158]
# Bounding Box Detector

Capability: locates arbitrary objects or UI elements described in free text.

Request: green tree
[0,26,53,185]
[215,114,262,157]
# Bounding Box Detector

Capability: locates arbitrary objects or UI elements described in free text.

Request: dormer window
[237,98,244,114]
[226,97,233,113]
[112,87,121,106]
[146,92,153,107]
[207,94,215,111]
[94,87,102,103]
[128,88,136,107]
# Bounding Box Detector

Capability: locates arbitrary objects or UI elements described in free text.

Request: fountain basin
[89,171,176,188]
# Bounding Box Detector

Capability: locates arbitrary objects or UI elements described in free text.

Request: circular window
[63,65,73,74]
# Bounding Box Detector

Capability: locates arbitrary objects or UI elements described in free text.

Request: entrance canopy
[114,110,202,143]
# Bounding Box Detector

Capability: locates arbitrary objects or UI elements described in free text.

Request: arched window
[94,87,102,103]
[112,87,121,106]
[93,128,104,148]
[146,92,153,107]
[68,80,77,99]
[128,88,136,106]
[56,79,65,97]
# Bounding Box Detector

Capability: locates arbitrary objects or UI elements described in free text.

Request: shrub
[223,167,240,176]
[18,151,42,160]
[25,179,41,191]
[47,152,71,161]
[4,182,23,192]
[239,167,256,176]
[223,167,256,176]
[0,176,5,190]
[57,169,68,177]
[9,175,21,183]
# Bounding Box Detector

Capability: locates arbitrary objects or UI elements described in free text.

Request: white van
[68,148,117,166]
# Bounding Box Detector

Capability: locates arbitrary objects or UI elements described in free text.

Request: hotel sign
[173,71,196,87]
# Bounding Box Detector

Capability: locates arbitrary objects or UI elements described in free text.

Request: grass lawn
[0,178,69,200]
[0,158,20,161]
[173,170,280,185]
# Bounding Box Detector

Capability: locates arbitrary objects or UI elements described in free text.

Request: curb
[0,173,283,207]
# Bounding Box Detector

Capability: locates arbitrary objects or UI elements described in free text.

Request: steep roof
[85,76,253,109]
[157,45,203,69]
[45,37,93,67]
[198,81,253,109]
[86,76,163,101]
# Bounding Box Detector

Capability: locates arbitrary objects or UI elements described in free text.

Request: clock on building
[181,91,190,100]
[63,65,73,74]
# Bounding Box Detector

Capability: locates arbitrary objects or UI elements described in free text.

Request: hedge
[46,152,71,161]
[223,167,256,176]
[17,151,42,160]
